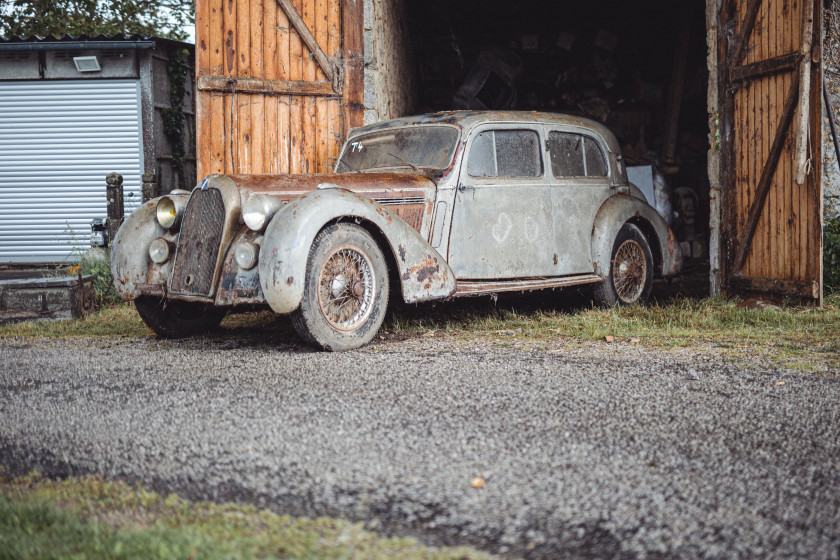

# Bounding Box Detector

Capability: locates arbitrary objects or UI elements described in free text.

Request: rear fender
[259,188,456,314]
[591,194,681,278]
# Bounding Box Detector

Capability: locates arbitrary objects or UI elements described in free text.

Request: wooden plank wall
[728,0,822,296]
[195,0,361,178]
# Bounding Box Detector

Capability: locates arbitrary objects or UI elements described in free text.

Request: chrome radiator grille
[170,188,225,296]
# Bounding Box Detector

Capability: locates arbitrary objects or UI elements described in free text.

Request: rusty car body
[111,111,681,350]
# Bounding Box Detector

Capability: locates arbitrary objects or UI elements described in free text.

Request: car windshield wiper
[337,159,361,173]
[386,152,419,171]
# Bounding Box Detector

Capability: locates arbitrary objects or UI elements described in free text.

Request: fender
[259,188,456,314]
[591,194,681,278]
[110,199,167,300]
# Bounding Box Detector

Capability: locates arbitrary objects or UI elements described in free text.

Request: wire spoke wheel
[317,247,375,330]
[612,239,647,303]
[593,223,653,307]
[292,223,389,351]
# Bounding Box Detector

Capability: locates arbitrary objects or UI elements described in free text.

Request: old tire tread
[134,297,226,339]
[593,223,654,306]
[291,223,389,351]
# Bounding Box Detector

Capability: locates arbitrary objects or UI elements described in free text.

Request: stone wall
[824,1,840,219]
[363,0,418,125]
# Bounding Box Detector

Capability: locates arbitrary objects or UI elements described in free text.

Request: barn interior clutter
[398,0,711,265]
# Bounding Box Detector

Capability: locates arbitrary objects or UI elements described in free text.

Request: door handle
[458,184,475,193]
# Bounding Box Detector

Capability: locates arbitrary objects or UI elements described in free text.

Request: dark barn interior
[402,0,711,294]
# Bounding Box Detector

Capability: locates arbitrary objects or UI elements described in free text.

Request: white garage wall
[0,79,143,263]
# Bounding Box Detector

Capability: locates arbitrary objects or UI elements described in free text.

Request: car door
[446,124,557,279]
[545,128,614,274]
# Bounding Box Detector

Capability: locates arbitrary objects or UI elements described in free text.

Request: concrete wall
[363,0,418,124]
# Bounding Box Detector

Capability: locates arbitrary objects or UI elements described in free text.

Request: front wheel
[291,223,389,351]
[593,223,654,306]
[134,297,226,338]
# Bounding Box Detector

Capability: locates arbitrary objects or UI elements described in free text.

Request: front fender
[591,194,681,278]
[259,188,456,314]
[110,199,166,300]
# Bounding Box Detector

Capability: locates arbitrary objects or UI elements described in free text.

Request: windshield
[336,125,459,172]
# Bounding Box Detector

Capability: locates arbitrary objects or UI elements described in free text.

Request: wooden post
[794,0,815,185]
[106,172,124,242]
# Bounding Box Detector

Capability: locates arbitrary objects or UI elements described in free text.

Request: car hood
[225,172,437,203]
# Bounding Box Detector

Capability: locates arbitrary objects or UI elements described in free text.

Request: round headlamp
[234,242,259,270]
[156,195,186,230]
[148,237,172,264]
[243,195,283,232]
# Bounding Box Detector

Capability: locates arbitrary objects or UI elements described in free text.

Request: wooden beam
[275,0,340,93]
[794,0,816,185]
[730,52,799,82]
[342,0,364,132]
[197,75,337,97]
[730,0,763,67]
[663,7,692,163]
[729,275,820,299]
[731,71,800,273]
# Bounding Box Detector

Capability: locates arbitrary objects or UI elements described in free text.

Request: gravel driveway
[1,334,838,558]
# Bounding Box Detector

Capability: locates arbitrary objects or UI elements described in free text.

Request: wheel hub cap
[318,247,375,330]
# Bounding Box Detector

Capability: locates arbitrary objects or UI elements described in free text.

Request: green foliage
[0,473,498,560]
[80,250,121,306]
[161,46,191,187]
[825,216,840,293]
[0,0,194,41]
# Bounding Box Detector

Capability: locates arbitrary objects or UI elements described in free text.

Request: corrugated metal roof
[0,33,193,50]
[0,33,152,43]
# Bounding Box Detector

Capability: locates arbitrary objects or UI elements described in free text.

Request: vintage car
[111,111,681,350]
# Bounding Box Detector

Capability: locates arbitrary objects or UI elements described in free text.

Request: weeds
[0,472,497,560]
[825,216,840,292]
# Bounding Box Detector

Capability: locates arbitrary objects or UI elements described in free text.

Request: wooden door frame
[717,0,823,300]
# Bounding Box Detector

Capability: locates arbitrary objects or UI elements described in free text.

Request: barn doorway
[401,0,712,296]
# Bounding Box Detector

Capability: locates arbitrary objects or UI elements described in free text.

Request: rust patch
[402,257,441,284]
[553,253,558,265]
[286,276,294,286]
[398,244,406,262]
[375,204,393,225]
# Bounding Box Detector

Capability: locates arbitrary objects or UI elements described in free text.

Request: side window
[584,137,608,177]
[549,131,609,178]
[467,129,543,178]
[548,132,584,177]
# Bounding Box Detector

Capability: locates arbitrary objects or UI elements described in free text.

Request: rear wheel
[134,297,226,338]
[593,223,654,306]
[291,223,389,351]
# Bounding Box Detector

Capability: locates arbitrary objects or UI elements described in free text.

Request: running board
[453,274,603,296]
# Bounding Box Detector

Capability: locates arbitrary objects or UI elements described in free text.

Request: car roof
[350,110,621,153]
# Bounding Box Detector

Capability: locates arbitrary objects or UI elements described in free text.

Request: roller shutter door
[0,79,143,263]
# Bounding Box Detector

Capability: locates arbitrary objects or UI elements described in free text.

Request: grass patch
[0,472,497,560]
[0,303,148,339]
[2,293,839,367]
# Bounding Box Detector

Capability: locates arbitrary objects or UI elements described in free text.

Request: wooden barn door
[720,0,823,301]
[195,0,363,176]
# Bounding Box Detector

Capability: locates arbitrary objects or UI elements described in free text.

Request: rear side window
[467,129,543,178]
[548,132,608,178]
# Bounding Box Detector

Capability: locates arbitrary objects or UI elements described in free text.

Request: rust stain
[398,244,406,262]
[401,257,440,284]
[553,253,558,265]
[286,276,294,286]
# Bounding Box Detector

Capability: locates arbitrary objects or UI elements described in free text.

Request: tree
[0,0,194,41]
